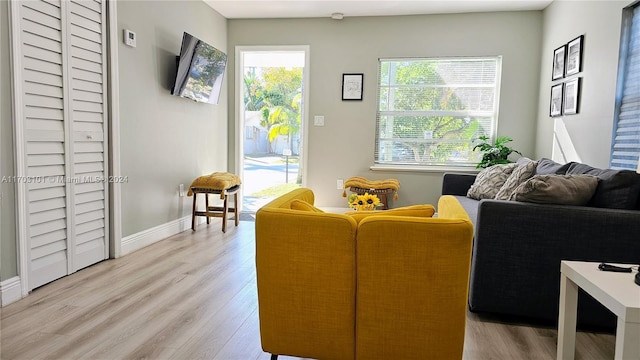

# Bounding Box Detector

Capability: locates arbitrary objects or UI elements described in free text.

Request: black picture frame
[342,73,363,101]
[550,83,564,117]
[563,78,581,115]
[552,45,566,80]
[565,35,584,76]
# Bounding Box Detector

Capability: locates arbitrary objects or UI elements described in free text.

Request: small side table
[557,260,640,360]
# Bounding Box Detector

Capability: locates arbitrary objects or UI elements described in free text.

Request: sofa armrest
[442,173,477,196]
[469,199,640,327]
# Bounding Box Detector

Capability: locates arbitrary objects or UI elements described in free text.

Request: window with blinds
[375,57,501,167]
[611,2,640,170]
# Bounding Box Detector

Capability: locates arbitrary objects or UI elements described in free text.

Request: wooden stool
[191,185,240,233]
[349,186,395,210]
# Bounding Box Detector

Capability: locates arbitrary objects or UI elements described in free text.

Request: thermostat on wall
[124,29,136,47]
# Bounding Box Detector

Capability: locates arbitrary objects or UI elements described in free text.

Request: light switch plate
[314,115,325,126]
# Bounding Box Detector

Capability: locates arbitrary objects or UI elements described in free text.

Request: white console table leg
[616,320,640,360]
[557,274,579,360]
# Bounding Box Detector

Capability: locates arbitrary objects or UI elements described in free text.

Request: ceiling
[204,0,554,20]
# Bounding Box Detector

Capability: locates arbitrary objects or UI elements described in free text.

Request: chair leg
[222,194,228,233]
[270,355,278,360]
[205,193,210,224]
[234,192,239,227]
[191,192,197,231]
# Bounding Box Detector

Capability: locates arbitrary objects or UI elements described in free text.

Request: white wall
[535,0,632,167]
[228,12,543,207]
[117,1,228,236]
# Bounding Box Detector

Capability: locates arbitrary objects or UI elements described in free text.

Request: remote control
[598,263,633,273]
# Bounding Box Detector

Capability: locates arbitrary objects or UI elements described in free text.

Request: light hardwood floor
[0,221,615,359]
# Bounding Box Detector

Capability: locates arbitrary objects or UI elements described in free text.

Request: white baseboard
[121,215,196,256]
[1,277,23,306]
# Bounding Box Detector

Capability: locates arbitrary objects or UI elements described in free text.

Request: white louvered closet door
[15,0,108,290]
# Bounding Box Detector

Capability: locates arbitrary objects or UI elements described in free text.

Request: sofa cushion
[508,174,598,205]
[346,204,435,224]
[536,158,573,175]
[565,163,640,210]
[467,163,518,200]
[495,160,538,200]
[290,199,324,212]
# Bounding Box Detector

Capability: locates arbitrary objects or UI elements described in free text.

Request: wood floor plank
[213,307,265,360]
[0,221,615,360]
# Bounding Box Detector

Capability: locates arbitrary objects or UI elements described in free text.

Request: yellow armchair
[255,189,473,360]
[256,188,358,360]
[355,195,473,360]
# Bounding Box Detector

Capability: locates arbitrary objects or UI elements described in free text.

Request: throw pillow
[516,157,533,166]
[565,163,640,210]
[494,160,538,200]
[467,163,518,200]
[508,174,598,206]
[535,158,573,175]
[290,199,324,212]
[346,204,435,224]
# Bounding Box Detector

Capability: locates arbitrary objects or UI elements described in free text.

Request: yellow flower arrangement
[348,192,382,211]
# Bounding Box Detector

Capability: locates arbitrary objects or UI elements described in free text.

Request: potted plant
[473,135,522,169]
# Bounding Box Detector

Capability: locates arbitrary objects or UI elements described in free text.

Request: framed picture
[563,78,581,115]
[342,73,363,101]
[565,35,583,76]
[550,83,564,117]
[552,45,566,80]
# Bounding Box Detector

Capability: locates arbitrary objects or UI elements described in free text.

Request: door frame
[234,45,310,210]
[8,0,30,297]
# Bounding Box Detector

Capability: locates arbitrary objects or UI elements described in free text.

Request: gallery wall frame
[565,35,584,76]
[550,83,564,117]
[563,77,581,115]
[552,45,566,80]
[342,73,364,101]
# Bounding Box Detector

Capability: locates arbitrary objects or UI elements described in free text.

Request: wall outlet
[337,179,344,190]
[179,184,185,197]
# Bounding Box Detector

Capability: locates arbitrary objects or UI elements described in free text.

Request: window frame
[373,56,502,171]
[610,1,640,170]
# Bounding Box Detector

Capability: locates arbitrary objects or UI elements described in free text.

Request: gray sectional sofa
[442,158,640,330]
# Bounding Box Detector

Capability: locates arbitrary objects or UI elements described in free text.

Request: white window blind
[611,3,640,170]
[375,57,501,167]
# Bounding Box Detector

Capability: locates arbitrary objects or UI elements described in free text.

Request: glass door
[236,47,309,216]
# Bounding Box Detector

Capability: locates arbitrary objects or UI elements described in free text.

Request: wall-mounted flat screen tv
[171,32,227,105]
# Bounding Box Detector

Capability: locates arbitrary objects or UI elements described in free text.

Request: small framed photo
[563,78,581,115]
[565,35,583,76]
[552,45,566,80]
[550,83,564,117]
[342,73,363,101]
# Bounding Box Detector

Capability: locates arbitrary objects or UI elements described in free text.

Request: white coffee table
[557,260,640,360]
